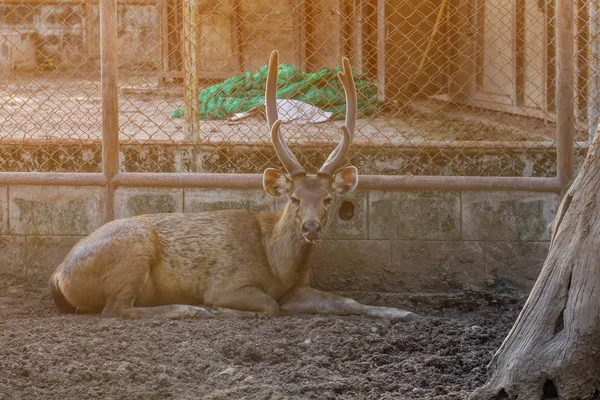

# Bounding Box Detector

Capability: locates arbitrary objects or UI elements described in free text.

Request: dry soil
[0,280,522,400]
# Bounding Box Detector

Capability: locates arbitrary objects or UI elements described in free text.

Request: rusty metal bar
[0,173,106,187]
[113,173,264,188]
[101,0,120,223]
[556,0,575,188]
[358,176,562,192]
[1,0,156,5]
[113,173,562,192]
[0,172,559,192]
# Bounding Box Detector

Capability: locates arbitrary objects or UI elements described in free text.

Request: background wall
[0,185,558,295]
[0,4,156,72]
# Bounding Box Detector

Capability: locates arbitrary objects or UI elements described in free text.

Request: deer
[49,50,419,321]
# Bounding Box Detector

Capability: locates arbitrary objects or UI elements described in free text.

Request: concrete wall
[0,184,558,295]
[3,142,587,176]
[0,4,157,72]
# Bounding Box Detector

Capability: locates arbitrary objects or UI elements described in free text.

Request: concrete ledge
[1,143,584,177]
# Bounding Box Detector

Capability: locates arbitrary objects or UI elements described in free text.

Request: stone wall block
[462,192,559,241]
[311,240,392,292]
[115,188,184,219]
[390,240,486,292]
[9,186,104,235]
[484,241,549,291]
[369,191,461,240]
[184,189,274,213]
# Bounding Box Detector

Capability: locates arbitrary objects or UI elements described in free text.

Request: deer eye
[323,197,333,207]
[291,197,300,207]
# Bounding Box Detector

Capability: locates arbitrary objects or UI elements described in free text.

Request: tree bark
[470,134,600,400]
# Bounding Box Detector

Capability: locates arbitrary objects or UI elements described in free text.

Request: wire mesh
[0,0,101,172]
[574,0,599,174]
[1,0,595,177]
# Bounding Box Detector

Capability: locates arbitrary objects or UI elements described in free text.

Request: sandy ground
[1,73,559,147]
[0,277,522,400]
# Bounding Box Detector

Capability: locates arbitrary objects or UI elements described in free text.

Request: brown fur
[49,276,78,314]
[49,180,323,318]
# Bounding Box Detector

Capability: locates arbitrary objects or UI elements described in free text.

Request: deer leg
[102,304,215,320]
[101,276,267,319]
[98,259,215,320]
[280,287,420,321]
[208,307,266,318]
[101,286,215,319]
[207,285,280,316]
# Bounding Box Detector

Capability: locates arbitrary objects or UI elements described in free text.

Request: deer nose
[302,220,322,241]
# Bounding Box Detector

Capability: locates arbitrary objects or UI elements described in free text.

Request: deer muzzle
[301,220,322,243]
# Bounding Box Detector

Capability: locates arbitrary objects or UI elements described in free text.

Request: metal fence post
[183,0,200,142]
[588,1,600,142]
[101,0,120,223]
[377,0,385,102]
[556,0,575,189]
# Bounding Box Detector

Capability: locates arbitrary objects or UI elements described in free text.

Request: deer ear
[263,168,291,198]
[332,166,358,195]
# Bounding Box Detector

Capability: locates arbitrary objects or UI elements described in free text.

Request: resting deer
[49,50,419,321]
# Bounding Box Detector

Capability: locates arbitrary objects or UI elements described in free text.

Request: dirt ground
[1,73,560,147]
[0,279,522,400]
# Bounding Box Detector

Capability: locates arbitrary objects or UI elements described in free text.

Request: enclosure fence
[0,0,590,221]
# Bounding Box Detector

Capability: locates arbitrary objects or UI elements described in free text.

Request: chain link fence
[1,0,102,172]
[1,0,595,177]
[575,0,599,168]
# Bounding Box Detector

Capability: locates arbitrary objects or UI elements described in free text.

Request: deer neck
[262,203,312,284]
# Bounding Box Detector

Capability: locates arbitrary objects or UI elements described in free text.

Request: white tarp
[228,99,333,125]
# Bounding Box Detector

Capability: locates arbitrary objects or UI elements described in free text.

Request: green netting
[170,64,381,120]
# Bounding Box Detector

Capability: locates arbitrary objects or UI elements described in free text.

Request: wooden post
[100,0,120,223]
[182,0,200,142]
[294,0,307,71]
[157,0,168,84]
[84,1,94,67]
[376,0,385,102]
[232,0,245,73]
[354,0,363,73]
[556,0,575,188]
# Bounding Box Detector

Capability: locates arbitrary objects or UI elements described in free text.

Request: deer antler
[317,57,357,178]
[266,50,306,177]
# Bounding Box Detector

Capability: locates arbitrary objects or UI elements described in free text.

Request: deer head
[262,50,358,243]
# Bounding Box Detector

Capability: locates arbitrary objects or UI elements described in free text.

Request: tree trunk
[470,136,600,400]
